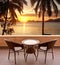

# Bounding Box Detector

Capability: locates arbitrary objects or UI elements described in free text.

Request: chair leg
[24,49,26,59]
[8,49,10,60]
[24,46,26,59]
[25,53,28,62]
[14,51,16,64]
[44,50,47,64]
[34,52,37,61]
[37,49,39,60]
[17,51,19,55]
[52,49,54,59]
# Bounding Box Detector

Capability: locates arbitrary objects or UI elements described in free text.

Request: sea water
[0,22,60,35]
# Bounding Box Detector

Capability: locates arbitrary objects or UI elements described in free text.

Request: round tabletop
[22,39,40,45]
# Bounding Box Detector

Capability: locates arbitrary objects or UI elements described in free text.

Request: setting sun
[18,16,29,22]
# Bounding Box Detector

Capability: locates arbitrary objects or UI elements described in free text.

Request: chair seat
[14,47,22,51]
[40,47,47,50]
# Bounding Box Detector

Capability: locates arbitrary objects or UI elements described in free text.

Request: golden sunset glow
[17,15,60,23]
[18,16,29,22]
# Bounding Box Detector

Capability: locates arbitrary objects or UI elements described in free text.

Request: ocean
[0,22,60,35]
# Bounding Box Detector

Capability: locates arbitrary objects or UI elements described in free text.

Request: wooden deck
[0,48,60,65]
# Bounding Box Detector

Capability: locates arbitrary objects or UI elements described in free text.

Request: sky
[23,0,35,14]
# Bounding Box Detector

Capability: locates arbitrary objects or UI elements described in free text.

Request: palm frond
[0,2,8,15]
[9,1,20,8]
[12,0,23,9]
[46,0,52,16]
[9,7,17,18]
[55,0,60,4]
[13,0,27,5]
[16,7,23,14]
[22,0,27,5]
[41,0,46,11]
[30,0,38,6]
[38,11,41,17]
[34,0,41,14]
[52,0,58,16]
[9,1,23,13]
[9,18,17,25]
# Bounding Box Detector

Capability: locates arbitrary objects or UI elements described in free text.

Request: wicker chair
[5,39,23,64]
[37,39,57,63]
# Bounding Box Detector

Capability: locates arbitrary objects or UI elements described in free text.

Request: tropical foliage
[0,0,27,35]
[30,0,60,35]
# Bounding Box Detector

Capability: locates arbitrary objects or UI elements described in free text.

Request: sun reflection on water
[23,23,26,34]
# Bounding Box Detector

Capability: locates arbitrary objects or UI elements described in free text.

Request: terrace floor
[0,48,60,65]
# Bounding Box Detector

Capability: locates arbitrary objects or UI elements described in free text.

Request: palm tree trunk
[2,14,7,35]
[2,0,9,35]
[42,10,45,35]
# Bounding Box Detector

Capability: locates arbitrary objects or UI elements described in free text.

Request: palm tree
[30,0,60,35]
[0,0,27,35]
